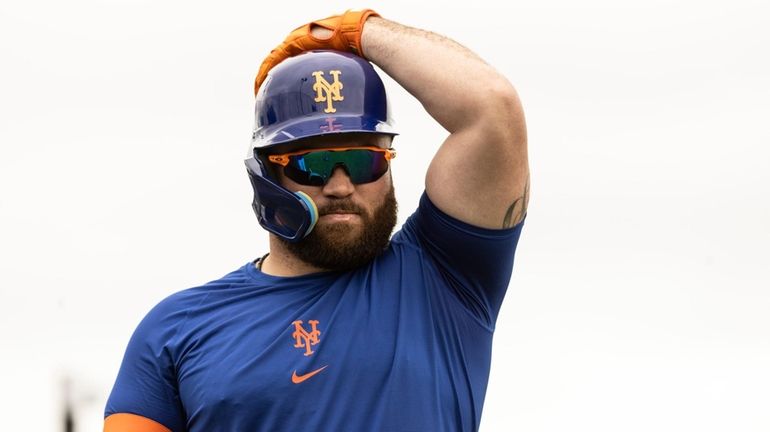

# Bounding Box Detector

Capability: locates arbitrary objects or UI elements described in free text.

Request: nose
[322,166,355,197]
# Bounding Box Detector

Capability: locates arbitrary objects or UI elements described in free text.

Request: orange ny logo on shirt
[312,70,344,113]
[292,320,321,356]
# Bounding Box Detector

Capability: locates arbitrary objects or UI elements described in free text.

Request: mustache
[318,201,364,216]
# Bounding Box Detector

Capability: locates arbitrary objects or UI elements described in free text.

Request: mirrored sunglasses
[267,146,396,186]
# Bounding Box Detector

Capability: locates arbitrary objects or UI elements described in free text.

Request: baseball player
[104,9,528,432]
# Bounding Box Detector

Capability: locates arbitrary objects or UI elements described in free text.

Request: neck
[260,235,327,277]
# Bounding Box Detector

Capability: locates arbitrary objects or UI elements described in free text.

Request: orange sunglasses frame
[267,146,396,167]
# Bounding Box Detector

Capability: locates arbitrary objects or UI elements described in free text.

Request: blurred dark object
[62,376,75,432]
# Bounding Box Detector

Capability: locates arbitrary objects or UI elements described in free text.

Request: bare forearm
[362,17,517,134]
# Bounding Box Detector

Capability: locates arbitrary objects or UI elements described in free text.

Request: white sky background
[1,0,768,430]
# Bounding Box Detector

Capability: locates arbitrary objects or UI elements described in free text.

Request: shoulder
[135,263,259,340]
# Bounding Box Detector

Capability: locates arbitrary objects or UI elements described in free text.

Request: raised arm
[253,10,529,229]
[362,17,529,229]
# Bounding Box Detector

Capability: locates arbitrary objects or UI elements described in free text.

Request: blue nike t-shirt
[105,192,524,431]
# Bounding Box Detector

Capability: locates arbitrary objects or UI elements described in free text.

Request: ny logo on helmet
[292,320,321,356]
[312,70,344,113]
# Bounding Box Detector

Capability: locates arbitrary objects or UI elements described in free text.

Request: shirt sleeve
[404,192,525,327]
[105,295,188,432]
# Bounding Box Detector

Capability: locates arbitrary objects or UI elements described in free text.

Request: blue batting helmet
[245,50,397,242]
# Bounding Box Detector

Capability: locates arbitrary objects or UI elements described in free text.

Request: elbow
[438,73,525,141]
[485,78,522,117]
[481,79,526,143]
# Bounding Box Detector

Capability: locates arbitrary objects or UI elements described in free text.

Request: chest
[173,272,490,430]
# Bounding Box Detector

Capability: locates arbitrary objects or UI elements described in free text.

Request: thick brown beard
[281,186,398,271]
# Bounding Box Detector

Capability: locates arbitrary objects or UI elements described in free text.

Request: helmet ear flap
[245,158,318,242]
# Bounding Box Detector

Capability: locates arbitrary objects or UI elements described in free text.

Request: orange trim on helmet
[267,146,396,167]
[104,413,172,432]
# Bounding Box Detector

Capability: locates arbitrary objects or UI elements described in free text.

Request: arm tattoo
[502,178,530,228]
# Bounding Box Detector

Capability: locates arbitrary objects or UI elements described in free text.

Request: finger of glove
[312,16,342,31]
[279,21,338,56]
[282,18,337,47]
[282,31,350,57]
[299,15,357,53]
[281,35,323,57]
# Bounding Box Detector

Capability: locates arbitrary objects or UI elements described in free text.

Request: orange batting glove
[254,9,380,94]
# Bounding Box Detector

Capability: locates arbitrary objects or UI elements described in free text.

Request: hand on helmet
[254,9,380,94]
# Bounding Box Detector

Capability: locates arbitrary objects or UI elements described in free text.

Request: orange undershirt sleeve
[104,413,172,432]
